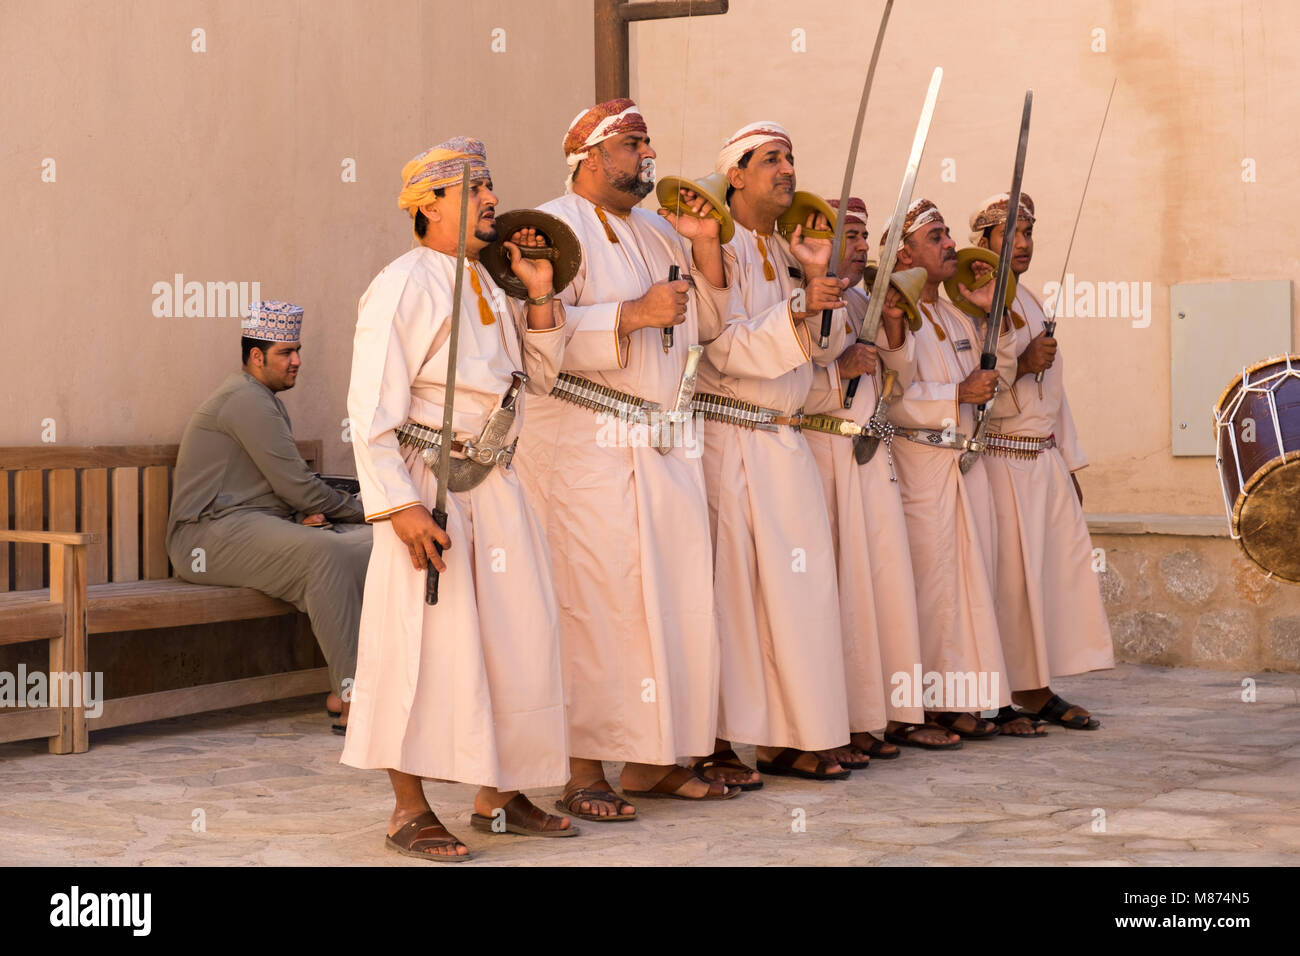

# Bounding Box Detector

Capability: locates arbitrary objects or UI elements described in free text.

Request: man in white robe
[513,99,740,819]
[803,198,961,756]
[343,138,574,861]
[691,122,854,782]
[876,198,1020,741]
[971,193,1114,729]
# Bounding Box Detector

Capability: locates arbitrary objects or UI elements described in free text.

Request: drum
[1213,354,1300,582]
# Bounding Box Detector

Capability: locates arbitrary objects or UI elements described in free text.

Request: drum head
[1234,451,1300,583]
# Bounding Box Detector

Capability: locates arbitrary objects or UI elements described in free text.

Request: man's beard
[601,151,654,200]
[474,222,499,243]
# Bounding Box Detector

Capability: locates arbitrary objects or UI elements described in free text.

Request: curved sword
[845,66,943,414]
[819,0,894,349]
[959,91,1033,475]
[1038,77,1117,383]
[426,162,473,605]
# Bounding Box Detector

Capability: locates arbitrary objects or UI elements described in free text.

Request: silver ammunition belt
[981,431,1057,460]
[395,420,517,469]
[550,372,661,425]
[690,393,803,432]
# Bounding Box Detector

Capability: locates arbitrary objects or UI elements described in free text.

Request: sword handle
[844,371,863,409]
[424,507,448,606]
[818,308,833,350]
[1034,319,1056,385]
[663,266,679,353]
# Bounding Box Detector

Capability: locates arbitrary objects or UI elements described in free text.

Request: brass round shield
[480,209,582,300]
[656,172,735,244]
[776,191,836,241]
[944,247,1018,319]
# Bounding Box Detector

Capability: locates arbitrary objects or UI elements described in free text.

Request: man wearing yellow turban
[343,137,577,861]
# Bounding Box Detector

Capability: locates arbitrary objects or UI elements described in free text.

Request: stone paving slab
[0,663,1296,866]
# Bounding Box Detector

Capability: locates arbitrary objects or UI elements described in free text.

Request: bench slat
[142,465,170,580]
[88,579,297,632]
[0,471,9,592]
[82,469,109,585]
[49,468,77,532]
[111,468,139,583]
[0,442,323,470]
[0,579,297,642]
[15,470,44,590]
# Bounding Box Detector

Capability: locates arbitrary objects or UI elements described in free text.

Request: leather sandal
[989,705,1048,737]
[1024,694,1101,730]
[470,793,580,837]
[927,711,1000,740]
[820,745,870,770]
[622,765,739,800]
[756,747,850,781]
[691,749,764,791]
[385,810,469,862]
[883,723,962,751]
[556,781,637,822]
[855,734,901,759]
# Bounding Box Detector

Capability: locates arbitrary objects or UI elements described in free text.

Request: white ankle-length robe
[878,295,1015,712]
[342,245,569,791]
[512,193,721,765]
[804,286,926,728]
[694,224,851,752]
[985,286,1115,688]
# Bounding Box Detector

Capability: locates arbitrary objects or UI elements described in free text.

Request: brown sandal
[927,711,1000,740]
[756,748,850,781]
[556,781,638,823]
[692,748,764,791]
[855,734,901,759]
[471,793,580,837]
[883,723,963,751]
[384,810,469,862]
[622,765,739,800]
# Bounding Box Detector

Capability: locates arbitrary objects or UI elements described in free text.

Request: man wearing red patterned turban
[971,193,1113,733]
[873,198,1018,742]
[801,198,962,758]
[513,99,742,821]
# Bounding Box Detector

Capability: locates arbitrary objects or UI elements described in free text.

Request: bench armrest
[0,530,99,547]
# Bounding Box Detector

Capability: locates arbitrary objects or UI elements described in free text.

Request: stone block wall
[1089,517,1300,673]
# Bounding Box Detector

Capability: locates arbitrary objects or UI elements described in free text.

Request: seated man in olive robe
[166,301,372,733]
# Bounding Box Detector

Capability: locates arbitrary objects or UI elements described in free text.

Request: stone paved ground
[1,663,1297,866]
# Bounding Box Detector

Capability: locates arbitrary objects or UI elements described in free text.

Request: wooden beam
[0,530,99,547]
[49,544,89,754]
[89,667,330,731]
[595,0,728,101]
[0,707,60,746]
[0,441,321,471]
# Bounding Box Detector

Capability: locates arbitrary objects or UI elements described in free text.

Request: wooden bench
[0,444,331,754]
